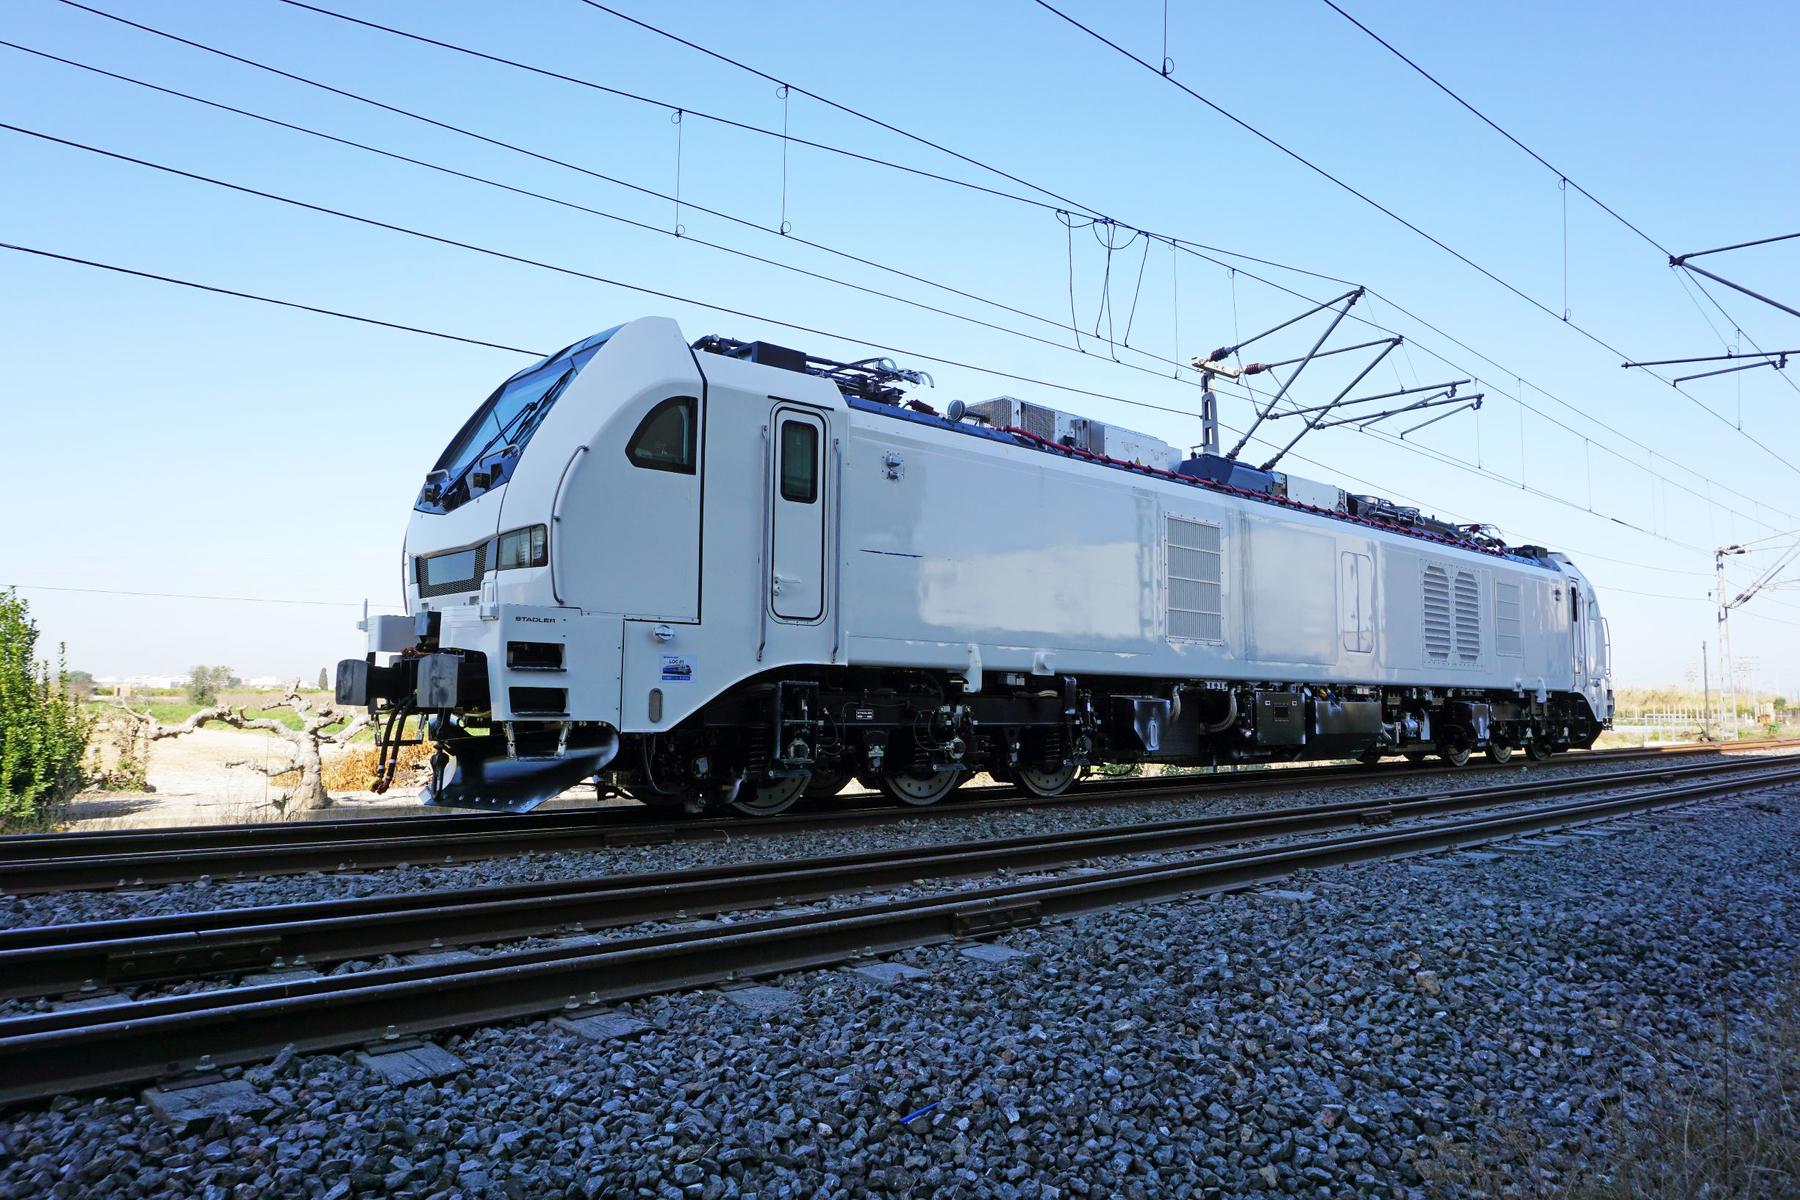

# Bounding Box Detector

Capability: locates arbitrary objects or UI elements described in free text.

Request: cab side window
[625,397,697,474]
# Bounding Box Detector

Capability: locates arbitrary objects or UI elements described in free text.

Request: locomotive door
[1570,586,1587,688]
[767,406,829,623]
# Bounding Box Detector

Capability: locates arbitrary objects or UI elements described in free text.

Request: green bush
[185,664,239,706]
[0,590,91,826]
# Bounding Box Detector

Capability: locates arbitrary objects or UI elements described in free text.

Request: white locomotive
[338,316,1614,813]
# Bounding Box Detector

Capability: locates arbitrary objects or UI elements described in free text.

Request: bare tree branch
[112,689,349,811]
[108,700,231,741]
[323,713,371,745]
[224,757,302,778]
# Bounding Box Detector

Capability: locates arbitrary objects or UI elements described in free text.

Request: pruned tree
[118,681,368,811]
[185,665,239,706]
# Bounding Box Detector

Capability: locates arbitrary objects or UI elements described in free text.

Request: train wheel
[728,773,810,817]
[1438,743,1472,768]
[1358,749,1385,766]
[1525,739,1554,763]
[1486,742,1514,765]
[879,768,963,807]
[1015,763,1078,798]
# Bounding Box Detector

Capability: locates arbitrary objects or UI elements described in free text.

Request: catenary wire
[1,234,1707,580]
[13,28,1749,533]
[1030,0,1636,344]
[10,32,1477,511]
[24,13,1193,381]
[569,0,1092,217]
[0,41,1149,374]
[3,119,1747,550]
[1313,0,1670,255]
[1176,249,1800,533]
[1317,0,1800,415]
[0,132,1347,455]
[1178,245,1800,530]
[50,0,1796,538]
[0,240,541,355]
[1314,0,1800,412]
[7,583,406,610]
[261,0,1063,216]
[1031,0,1800,482]
[552,0,1800,525]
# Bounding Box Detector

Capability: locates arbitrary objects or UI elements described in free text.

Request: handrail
[548,444,589,605]
[831,434,845,663]
[756,423,771,662]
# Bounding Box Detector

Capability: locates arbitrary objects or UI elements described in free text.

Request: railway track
[4,739,1791,894]
[0,753,1783,1000]
[1,752,1795,1104]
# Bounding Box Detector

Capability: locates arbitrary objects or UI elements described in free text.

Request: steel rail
[0,742,1674,858]
[3,740,1786,895]
[3,754,1780,999]
[3,738,1771,858]
[1,761,1792,1105]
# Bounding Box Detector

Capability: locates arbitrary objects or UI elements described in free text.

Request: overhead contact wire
[53,0,1790,531]
[553,0,1798,523]
[1032,0,1800,483]
[0,122,1726,553]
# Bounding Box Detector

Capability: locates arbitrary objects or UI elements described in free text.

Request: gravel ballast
[1,782,1794,1199]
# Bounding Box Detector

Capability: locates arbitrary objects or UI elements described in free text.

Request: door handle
[479,576,499,620]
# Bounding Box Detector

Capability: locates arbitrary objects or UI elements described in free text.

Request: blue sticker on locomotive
[660,655,693,682]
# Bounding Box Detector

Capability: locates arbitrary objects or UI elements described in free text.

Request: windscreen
[416,325,620,513]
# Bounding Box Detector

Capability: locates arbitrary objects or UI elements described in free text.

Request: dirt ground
[62,727,429,829]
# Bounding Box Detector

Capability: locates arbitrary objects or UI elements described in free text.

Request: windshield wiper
[434,368,574,508]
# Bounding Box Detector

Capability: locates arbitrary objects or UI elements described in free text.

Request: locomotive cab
[339,317,716,808]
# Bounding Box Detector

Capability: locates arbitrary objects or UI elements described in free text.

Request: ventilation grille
[1454,569,1481,663]
[1019,402,1057,441]
[1423,564,1452,661]
[1495,580,1523,657]
[416,542,488,599]
[1166,516,1223,642]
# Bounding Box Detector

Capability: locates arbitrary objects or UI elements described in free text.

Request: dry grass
[1425,981,1799,1199]
[295,742,434,792]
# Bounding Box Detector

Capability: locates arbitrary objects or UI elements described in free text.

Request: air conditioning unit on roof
[964,397,1179,470]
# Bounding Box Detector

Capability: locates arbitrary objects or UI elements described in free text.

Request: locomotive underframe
[357,647,1602,812]
[616,666,1602,808]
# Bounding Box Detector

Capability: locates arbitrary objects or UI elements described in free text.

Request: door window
[769,410,827,622]
[779,420,819,502]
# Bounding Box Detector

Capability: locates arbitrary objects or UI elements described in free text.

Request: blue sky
[2,0,1797,692]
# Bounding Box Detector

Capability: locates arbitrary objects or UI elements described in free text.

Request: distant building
[95,674,184,691]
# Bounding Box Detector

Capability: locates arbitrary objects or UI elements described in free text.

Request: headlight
[497,524,548,570]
